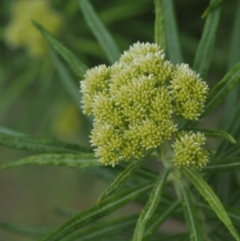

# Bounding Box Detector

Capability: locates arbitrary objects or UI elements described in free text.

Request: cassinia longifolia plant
[1,0,240,241]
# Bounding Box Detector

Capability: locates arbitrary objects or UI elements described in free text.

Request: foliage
[1,0,240,241]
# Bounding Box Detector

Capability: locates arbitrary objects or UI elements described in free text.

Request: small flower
[5,0,63,57]
[172,131,209,169]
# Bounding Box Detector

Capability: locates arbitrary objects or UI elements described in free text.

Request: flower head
[172,131,209,169]
[80,42,209,167]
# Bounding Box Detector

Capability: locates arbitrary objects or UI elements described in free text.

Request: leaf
[144,200,180,240]
[202,160,240,173]
[193,2,221,79]
[179,186,203,241]
[79,0,121,64]
[203,62,240,117]
[154,0,166,51]
[61,214,138,241]
[0,222,50,238]
[0,132,93,154]
[202,0,224,18]
[132,169,170,241]
[1,154,100,170]
[183,167,240,241]
[50,50,79,105]
[40,182,154,241]
[182,128,236,143]
[161,0,183,64]
[33,21,88,78]
[98,150,152,202]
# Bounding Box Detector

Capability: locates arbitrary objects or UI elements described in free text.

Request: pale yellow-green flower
[172,131,209,169]
[5,0,63,57]
[169,64,209,120]
[80,42,209,167]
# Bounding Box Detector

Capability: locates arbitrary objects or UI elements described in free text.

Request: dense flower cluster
[5,0,63,57]
[81,42,209,168]
[172,131,209,169]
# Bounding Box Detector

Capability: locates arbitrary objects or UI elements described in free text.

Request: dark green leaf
[179,186,203,241]
[161,0,183,64]
[154,0,166,51]
[0,222,50,238]
[144,200,180,240]
[203,62,240,117]
[33,21,88,78]
[184,167,240,241]
[202,0,224,18]
[40,182,154,241]
[0,132,93,154]
[98,150,152,202]
[132,169,170,241]
[193,2,221,79]
[202,160,240,173]
[79,0,121,64]
[61,214,138,241]
[1,154,99,170]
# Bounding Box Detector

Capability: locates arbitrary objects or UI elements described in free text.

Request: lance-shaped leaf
[193,1,221,79]
[161,0,182,64]
[33,21,88,78]
[154,0,166,51]
[79,0,121,64]
[183,167,240,241]
[202,159,240,173]
[61,214,138,241]
[144,200,180,240]
[98,150,152,202]
[181,128,236,143]
[203,62,240,117]
[179,186,203,241]
[1,154,100,170]
[0,132,93,154]
[132,169,170,241]
[202,0,224,18]
[0,222,50,238]
[197,203,240,228]
[40,181,154,241]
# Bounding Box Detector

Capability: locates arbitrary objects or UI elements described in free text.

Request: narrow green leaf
[202,0,224,18]
[154,0,166,51]
[61,214,138,241]
[50,50,79,105]
[40,182,154,241]
[79,0,121,64]
[132,169,170,241]
[179,186,203,241]
[193,2,221,79]
[203,62,240,117]
[202,160,240,173]
[98,150,152,202]
[0,132,93,154]
[0,126,27,136]
[144,200,180,240]
[184,167,240,241]
[1,154,99,170]
[161,0,183,64]
[182,128,236,143]
[0,222,50,237]
[33,21,88,78]
[54,207,79,218]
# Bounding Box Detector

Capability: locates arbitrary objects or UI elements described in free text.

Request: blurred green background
[0,0,239,240]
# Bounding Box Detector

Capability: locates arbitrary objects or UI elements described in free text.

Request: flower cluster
[81,42,209,168]
[172,131,209,169]
[5,0,63,57]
